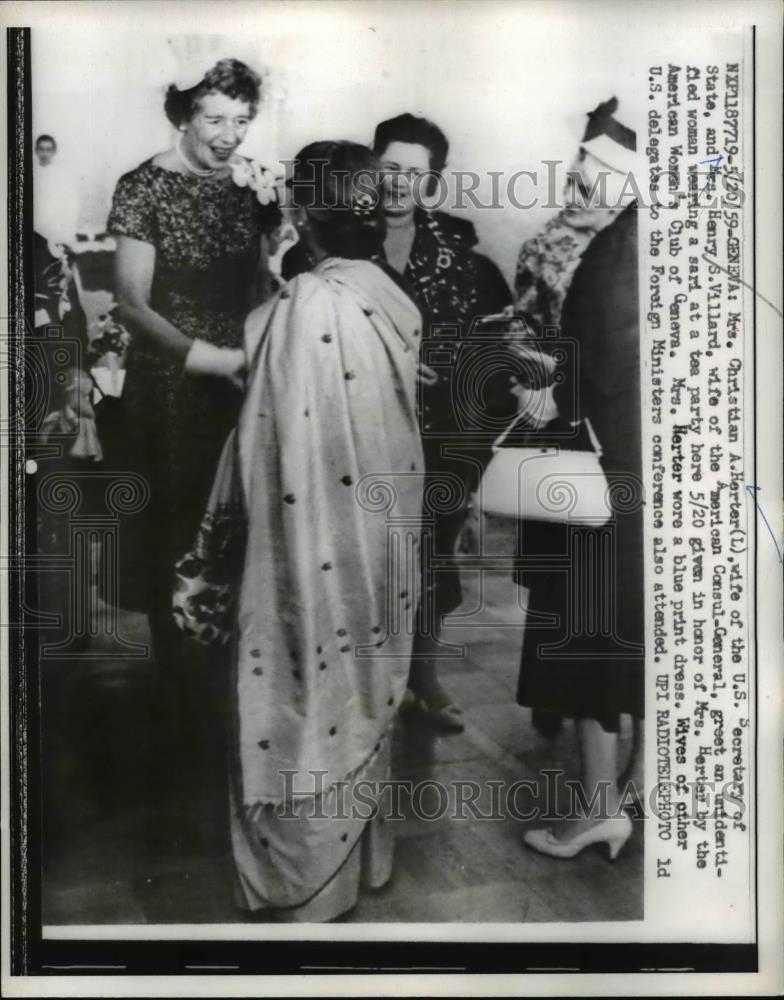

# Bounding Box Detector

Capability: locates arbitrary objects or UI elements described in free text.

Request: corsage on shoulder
[231,159,281,207]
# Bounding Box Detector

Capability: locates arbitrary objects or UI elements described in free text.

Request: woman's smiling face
[181,91,253,171]
[378,141,432,220]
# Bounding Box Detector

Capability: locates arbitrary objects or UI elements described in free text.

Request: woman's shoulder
[108,158,169,241]
[247,272,323,322]
[113,153,193,197]
[244,272,330,358]
[114,157,161,188]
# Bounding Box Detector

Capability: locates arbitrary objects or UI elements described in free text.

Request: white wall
[31,1,651,286]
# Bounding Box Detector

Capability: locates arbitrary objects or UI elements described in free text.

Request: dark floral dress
[405,208,511,620]
[106,159,280,613]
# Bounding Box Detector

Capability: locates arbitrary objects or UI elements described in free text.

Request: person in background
[281,114,511,732]
[107,58,280,800]
[176,141,424,921]
[513,96,640,741]
[34,231,99,654]
[373,113,512,732]
[515,101,644,860]
[34,134,79,249]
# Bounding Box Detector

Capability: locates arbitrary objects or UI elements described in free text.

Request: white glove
[184,339,245,390]
[510,381,559,429]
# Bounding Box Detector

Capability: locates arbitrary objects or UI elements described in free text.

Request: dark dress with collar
[405,210,512,625]
[514,205,644,729]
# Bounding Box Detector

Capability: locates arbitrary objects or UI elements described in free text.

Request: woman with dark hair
[280,115,511,731]
[107,59,280,679]
[176,141,424,920]
[373,113,512,731]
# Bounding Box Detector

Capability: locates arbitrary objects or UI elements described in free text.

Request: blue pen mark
[746,485,784,564]
[697,153,724,198]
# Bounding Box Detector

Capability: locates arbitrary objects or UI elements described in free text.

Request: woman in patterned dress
[107,59,280,673]
[372,113,512,731]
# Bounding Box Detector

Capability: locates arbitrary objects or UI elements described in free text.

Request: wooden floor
[41,520,643,925]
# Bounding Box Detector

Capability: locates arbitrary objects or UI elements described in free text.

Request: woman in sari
[176,141,424,920]
[282,115,511,732]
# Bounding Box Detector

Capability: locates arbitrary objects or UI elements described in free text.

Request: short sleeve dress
[107,159,280,609]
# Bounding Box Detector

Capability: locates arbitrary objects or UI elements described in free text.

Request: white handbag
[478,414,612,525]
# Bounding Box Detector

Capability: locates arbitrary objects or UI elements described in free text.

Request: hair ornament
[351,191,375,217]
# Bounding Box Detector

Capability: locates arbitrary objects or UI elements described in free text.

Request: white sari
[229,257,423,918]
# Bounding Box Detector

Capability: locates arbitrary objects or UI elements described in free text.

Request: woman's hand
[184,340,246,391]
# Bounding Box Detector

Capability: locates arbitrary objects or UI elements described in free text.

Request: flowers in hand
[231,159,280,206]
[88,311,132,364]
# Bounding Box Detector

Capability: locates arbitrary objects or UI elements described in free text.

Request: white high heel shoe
[523,813,633,861]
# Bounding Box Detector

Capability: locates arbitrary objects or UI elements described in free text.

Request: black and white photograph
[2,0,782,996]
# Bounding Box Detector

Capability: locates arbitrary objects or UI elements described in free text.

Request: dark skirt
[514,510,644,731]
[417,504,466,634]
[98,351,242,614]
[416,438,482,633]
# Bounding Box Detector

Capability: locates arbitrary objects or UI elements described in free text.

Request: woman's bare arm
[114,235,193,363]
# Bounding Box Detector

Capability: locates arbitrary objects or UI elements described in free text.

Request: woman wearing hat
[513,97,642,742]
[513,99,645,860]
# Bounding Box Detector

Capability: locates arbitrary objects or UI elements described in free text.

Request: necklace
[175,134,216,178]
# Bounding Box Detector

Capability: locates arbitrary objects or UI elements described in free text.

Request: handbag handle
[90,371,106,401]
[582,417,603,458]
[492,412,603,458]
[491,408,531,452]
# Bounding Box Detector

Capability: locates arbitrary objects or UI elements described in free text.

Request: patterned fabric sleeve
[514,235,550,328]
[107,167,157,245]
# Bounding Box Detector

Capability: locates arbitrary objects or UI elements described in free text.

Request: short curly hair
[164,58,261,128]
[290,141,386,261]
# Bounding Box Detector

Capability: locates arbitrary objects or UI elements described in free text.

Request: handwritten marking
[697,153,724,197]
[746,485,784,563]
[700,254,783,318]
